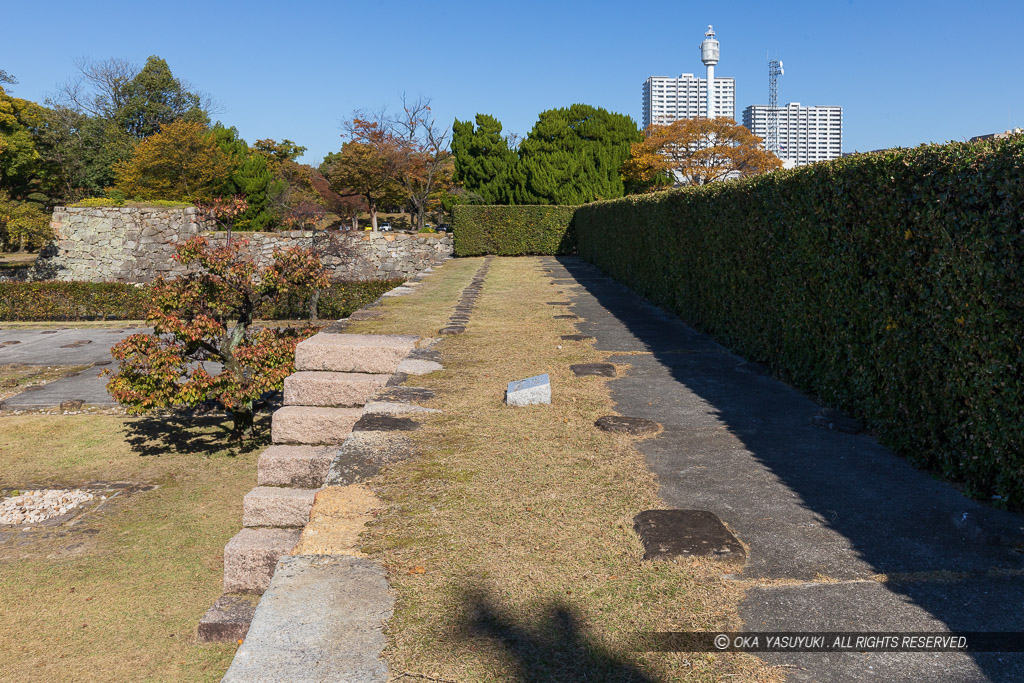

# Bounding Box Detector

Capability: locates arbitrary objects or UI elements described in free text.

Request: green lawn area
[0,412,265,682]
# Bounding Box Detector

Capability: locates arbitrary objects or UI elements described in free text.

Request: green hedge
[0,280,402,322]
[0,282,150,321]
[574,137,1024,506]
[452,205,577,256]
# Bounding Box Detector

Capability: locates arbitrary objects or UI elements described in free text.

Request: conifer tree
[508,105,642,205]
[451,114,516,203]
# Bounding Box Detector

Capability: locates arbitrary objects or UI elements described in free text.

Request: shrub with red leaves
[106,235,329,439]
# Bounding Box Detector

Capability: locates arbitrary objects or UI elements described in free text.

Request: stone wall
[35,206,453,282]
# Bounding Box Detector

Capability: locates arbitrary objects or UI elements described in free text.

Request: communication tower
[768,59,784,156]
[700,26,720,119]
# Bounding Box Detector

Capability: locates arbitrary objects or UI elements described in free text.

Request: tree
[0,191,51,251]
[451,114,516,204]
[507,104,642,205]
[387,97,453,230]
[34,106,126,202]
[0,85,47,197]
[321,118,405,230]
[113,119,232,201]
[106,236,328,439]
[621,117,783,187]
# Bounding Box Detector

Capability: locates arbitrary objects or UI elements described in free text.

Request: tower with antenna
[768,58,784,156]
[700,25,720,119]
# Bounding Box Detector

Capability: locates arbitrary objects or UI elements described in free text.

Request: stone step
[243,486,319,528]
[283,371,388,408]
[295,333,418,374]
[271,406,362,445]
[223,527,302,594]
[197,593,261,643]
[257,445,335,488]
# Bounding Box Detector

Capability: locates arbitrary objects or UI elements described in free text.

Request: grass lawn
[0,412,265,682]
[348,257,779,681]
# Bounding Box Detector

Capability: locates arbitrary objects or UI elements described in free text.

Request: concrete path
[543,256,1024,682]
[0,327,145,407]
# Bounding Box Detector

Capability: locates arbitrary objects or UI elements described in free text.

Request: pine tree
[510,104,642,205]
[451,114,516,203]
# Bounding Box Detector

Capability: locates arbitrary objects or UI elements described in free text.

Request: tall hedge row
[574,137,1024,506]
[452,205,577,256]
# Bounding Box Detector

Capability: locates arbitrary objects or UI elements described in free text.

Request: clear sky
[3,0,1022,164]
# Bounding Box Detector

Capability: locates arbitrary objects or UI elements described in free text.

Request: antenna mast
[768,58,783,156]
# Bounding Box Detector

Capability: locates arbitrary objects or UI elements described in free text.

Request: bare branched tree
[387,94,453,231]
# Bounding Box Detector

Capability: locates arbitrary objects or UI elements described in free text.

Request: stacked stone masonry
[38,206,452,282]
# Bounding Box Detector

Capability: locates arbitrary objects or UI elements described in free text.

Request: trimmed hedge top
[68,198,193,209]
[452,205,577,256]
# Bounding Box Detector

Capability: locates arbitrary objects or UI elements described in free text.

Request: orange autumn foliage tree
[621,117,782,188]
[113,119,231,202]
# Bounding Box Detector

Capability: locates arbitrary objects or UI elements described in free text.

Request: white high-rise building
[742,103,843,166]
[641,74,736,128]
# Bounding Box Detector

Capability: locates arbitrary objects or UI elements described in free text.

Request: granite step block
[283,371,389,408]
[257,445,335,488]
[223,527,302,594]
[271,406,362,445]
[243,486,320,528]
[295,333,418,374]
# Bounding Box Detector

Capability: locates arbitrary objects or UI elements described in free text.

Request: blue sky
[3,0,1022,164]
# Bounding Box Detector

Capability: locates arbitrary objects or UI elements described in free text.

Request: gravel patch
[0,488,101,525]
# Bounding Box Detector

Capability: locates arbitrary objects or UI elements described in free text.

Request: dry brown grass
[347,257,779,682]
[0,413,266,682]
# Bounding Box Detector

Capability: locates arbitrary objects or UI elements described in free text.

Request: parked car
[436,223,452,233]
[379,222,392,231]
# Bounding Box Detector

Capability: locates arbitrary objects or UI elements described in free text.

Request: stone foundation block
[295,333,418,374]
[197,593,261,643]
[271,406,362,445]
[283,371,388,408]
[223,528,302,593]
[257,445,335,488]
[243,486,320,528]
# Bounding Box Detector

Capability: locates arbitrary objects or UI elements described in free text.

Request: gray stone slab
[325,431,417,486]
[561,334,595,342]
[506,373,551,406]
[570,363,616,377]
[595,415,660,435]
[633,509,745,561]
[352,413,419,432]
[223,555,393,683]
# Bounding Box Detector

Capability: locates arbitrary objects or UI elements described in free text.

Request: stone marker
[506,374,551,406]
[633,510,745,562]
[59,400,85,411]
[560,334,594,342]
[570,363,616,377]
[595,415,660,436]
[546,301,572,306]
[439,326,466,335]
[553,314,579,320]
